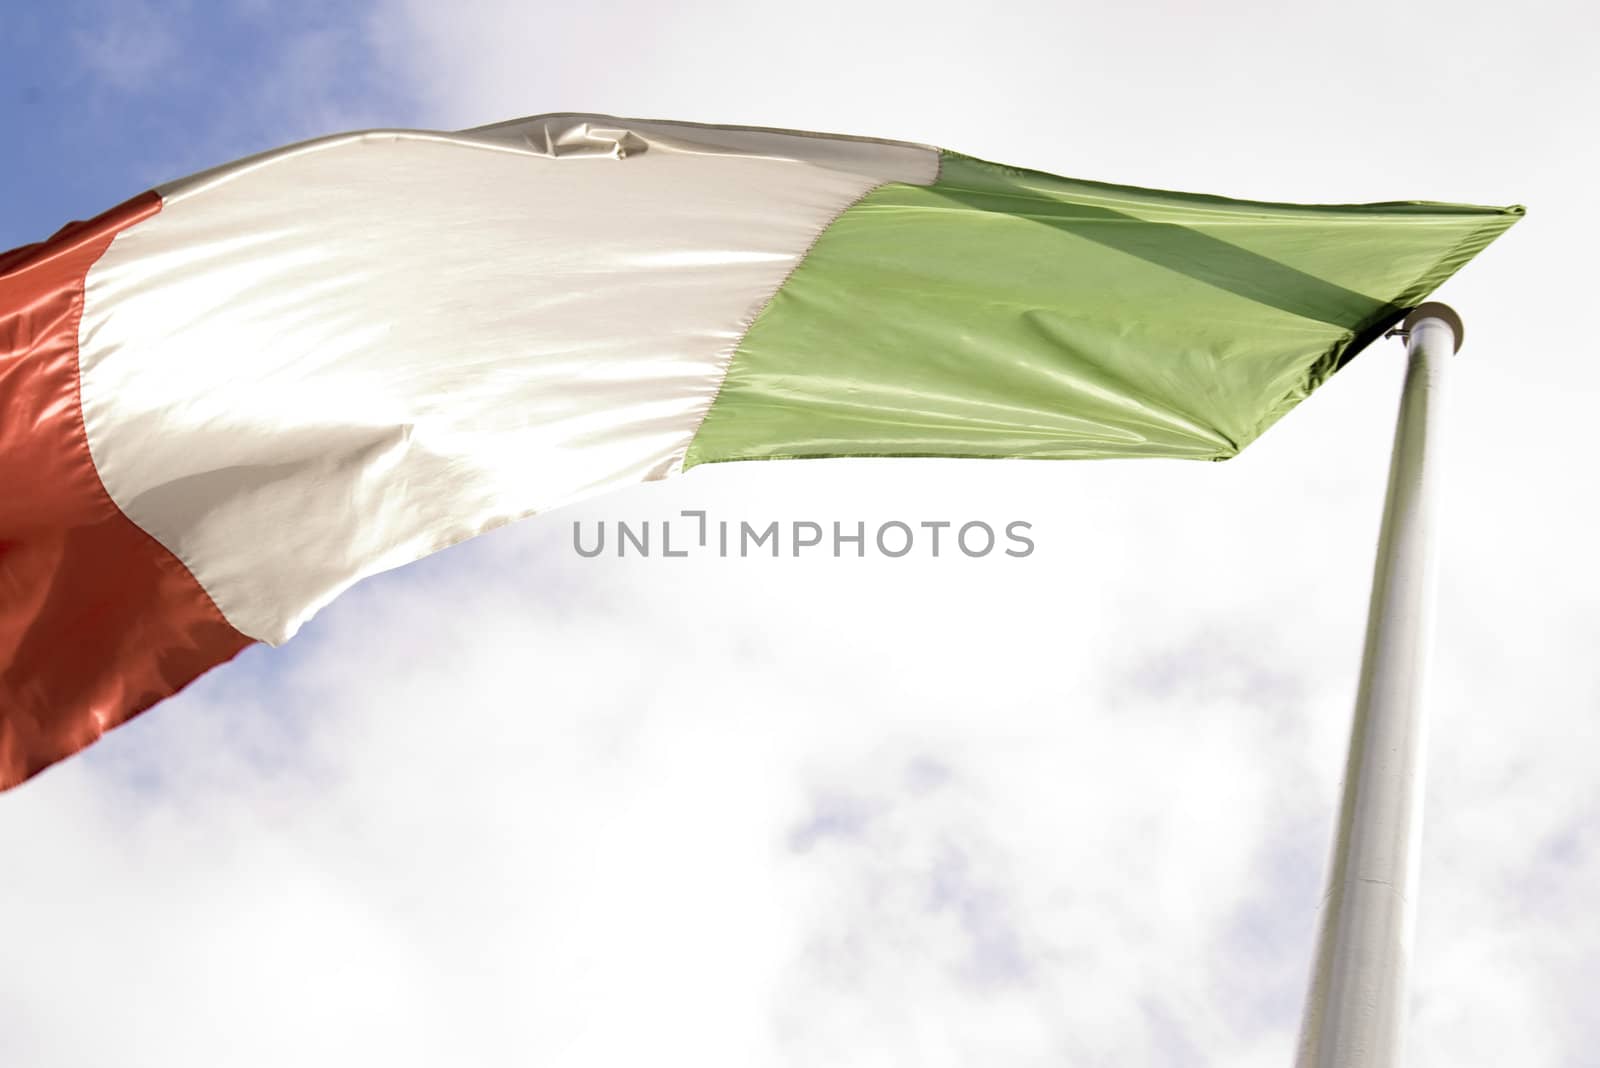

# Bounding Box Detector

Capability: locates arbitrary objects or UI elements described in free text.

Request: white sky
[2,1,1596,1065]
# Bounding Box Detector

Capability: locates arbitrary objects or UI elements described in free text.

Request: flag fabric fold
[0,112,1522,789]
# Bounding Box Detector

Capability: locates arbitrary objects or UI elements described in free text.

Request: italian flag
[0,113,1521,789]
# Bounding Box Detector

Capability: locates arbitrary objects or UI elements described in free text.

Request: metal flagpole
[1293,302,1463,1068]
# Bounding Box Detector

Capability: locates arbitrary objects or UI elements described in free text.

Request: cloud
[60,1,413,190]
[5,0,1599,1065]
[72,1,184,92]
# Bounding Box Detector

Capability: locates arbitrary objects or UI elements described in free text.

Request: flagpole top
[1402,302,1464,352]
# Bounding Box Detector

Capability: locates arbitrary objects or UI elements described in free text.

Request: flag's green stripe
[684,152,1521,467]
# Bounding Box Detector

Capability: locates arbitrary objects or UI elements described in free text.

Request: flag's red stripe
[0,193,252,791]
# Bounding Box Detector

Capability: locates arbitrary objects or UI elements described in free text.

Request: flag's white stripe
[78,115,938,645]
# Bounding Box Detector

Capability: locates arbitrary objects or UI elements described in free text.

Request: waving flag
[0,113,1520,788]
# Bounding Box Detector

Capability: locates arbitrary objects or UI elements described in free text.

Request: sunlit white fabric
[78,115,939,644]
